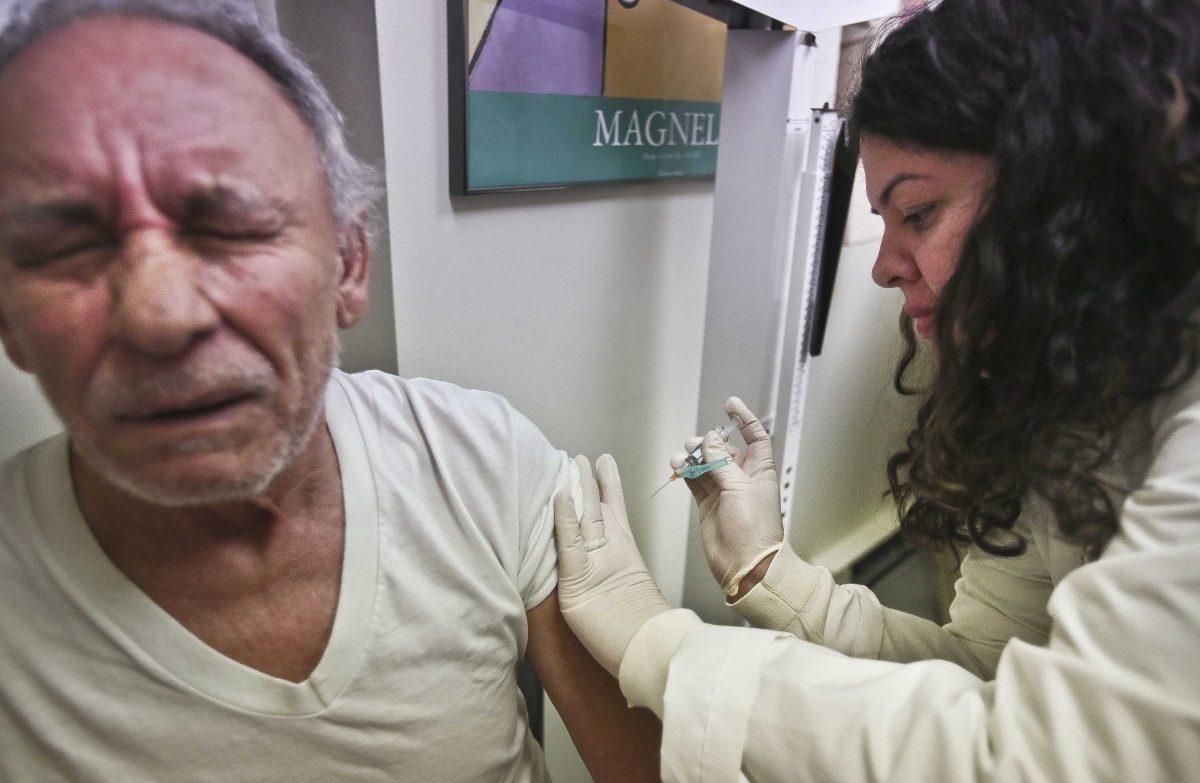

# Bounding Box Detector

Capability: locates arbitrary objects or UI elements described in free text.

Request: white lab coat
[619,339,1200,781]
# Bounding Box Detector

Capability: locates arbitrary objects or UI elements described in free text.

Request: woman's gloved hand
[554,454,672,678]
[677,397,784,599]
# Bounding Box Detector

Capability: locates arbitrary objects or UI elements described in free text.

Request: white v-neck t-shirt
[0,369,569,782]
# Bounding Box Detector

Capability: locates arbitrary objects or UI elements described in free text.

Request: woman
[553,0,1200,780]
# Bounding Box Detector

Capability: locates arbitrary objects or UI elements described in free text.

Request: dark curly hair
[851,0,1200,558]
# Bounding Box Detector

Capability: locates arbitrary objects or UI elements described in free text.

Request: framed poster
[449,0,727,194]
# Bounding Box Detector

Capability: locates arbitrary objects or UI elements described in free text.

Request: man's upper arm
[510,406,567,614]
[506,399,661,779]
[526,591,662,783]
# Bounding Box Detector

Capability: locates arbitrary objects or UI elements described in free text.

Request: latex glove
[676,397,784,598]
[554,454,672,678]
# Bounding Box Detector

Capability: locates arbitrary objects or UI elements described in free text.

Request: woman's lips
[904,303,936,340]
[915,313,936,339]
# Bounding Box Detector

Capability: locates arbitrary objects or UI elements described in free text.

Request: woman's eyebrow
[878,173,933,209]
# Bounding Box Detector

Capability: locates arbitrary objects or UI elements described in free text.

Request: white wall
[374,3,717,780]
[373,4,713,606]
[0,360,60,462]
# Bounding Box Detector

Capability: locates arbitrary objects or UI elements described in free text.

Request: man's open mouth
[125,392,258,423]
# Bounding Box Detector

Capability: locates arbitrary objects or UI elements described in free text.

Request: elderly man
[0,1,660,780]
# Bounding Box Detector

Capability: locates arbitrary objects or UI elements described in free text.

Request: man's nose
[110,232,220,357]
[871,231,920,289]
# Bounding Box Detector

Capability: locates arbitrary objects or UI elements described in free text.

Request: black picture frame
[448,0,726,195]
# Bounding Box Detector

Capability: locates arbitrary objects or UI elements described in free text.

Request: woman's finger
[595,454,629,527]
[725,396,767,443]
[553,490,589,575]
[726,396,775,466]
[700,429,746,491]
[671,451,709,502]
[700,428,734,462]
[574,455,607,549]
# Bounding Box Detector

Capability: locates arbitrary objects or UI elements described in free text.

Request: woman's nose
[871,231,920,289]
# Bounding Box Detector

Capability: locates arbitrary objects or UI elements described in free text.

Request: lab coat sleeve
[627,369,1200,782]
[730,517,1055,679]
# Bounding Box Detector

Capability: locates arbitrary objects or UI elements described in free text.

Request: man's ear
[0,309,31,372]
[335,218,371,330]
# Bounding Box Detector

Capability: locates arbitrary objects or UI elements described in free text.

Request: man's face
[0,16,368,505]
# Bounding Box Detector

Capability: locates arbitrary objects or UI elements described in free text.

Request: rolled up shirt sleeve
[730,522,1056,680]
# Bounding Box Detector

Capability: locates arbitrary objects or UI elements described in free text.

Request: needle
[650,415,743,498]
[650,457,732,497]
[650,474,679,498]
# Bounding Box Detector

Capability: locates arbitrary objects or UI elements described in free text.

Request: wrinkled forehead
[0,14,322,199]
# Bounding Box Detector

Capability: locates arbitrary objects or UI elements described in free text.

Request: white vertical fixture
[672,0,903,625]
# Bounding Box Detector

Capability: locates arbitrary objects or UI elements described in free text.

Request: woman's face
[860,134,994,339]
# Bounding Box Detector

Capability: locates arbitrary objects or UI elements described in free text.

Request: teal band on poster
[467,91,721,190]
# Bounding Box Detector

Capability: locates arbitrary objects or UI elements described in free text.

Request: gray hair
[0,0,381,233]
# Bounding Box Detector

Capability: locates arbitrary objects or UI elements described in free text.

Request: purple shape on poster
[470,0,605,96]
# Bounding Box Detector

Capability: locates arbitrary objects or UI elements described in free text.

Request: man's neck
[71,420,344,564]
[68,420,348,682]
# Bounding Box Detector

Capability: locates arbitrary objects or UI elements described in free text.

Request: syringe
[651,415,744,497]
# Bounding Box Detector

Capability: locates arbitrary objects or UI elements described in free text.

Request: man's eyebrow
[871,173,933,214]
[183,183,294,222]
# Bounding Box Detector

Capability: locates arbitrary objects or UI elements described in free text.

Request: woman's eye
[902,205,935,230]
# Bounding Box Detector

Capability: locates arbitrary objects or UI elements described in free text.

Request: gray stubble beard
[70,333,341,509]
